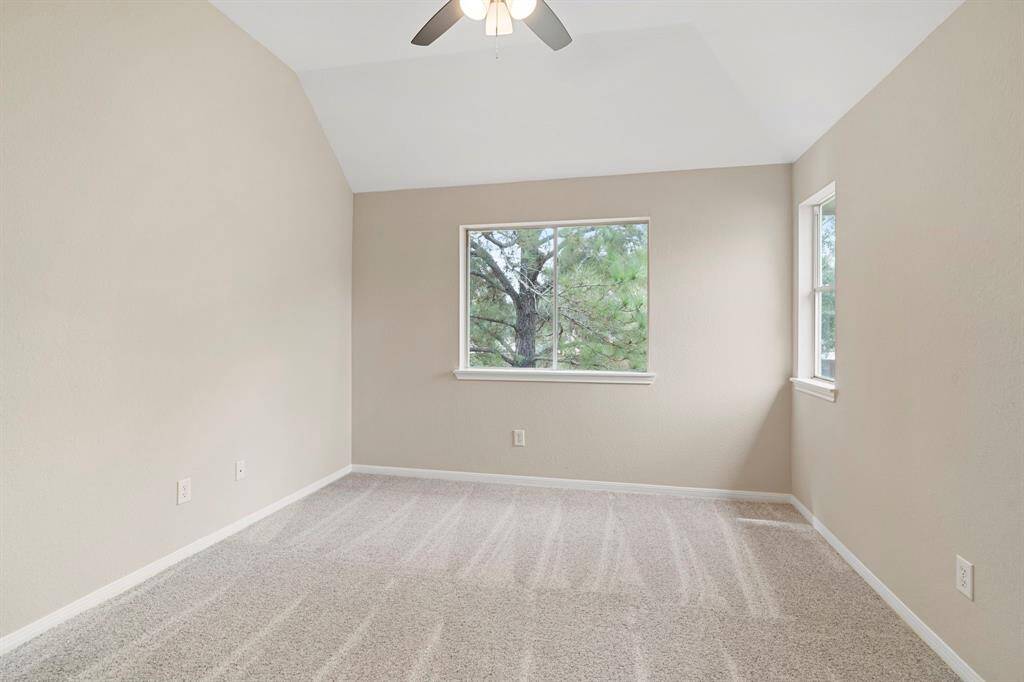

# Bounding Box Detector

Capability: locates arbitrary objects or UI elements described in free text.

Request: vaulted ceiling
[212,1,961,192]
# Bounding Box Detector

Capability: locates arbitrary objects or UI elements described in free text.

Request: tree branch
[557,305,630,352]
[529,249,555,284]
[481,233,514,249]
[470,345,516,367]
[471,314,515,329]
[471,242,519,303]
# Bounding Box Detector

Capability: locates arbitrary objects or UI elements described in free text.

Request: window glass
[556,224,648,371]
[815,196,836,380]
[466,222,648,372]
[819,197,836,286]
[468,229,554,368]
[818,289,835,381]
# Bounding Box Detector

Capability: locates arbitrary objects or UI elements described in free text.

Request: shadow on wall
[730,385,791,494]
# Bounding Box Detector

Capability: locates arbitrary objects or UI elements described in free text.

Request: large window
[457,219,652,383]
[813,196,836,380]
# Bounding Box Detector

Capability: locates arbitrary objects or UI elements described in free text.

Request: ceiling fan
[412,0,572,51]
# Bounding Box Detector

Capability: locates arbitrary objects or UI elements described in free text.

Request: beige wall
[0,1,353,636]
[353,165,792,492]
[791,1,1023,679]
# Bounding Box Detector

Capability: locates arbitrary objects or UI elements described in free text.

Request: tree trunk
[513,237,543,367]
[514,292,537,367]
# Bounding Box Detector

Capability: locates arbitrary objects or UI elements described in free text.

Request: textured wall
[353,165,792,493]
[790,1,1023,679]
[0,1,353,635]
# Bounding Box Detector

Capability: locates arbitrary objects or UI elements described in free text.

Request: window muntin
[466,221,648,373]
[813,196,836,381]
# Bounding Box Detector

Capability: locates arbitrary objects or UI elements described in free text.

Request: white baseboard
[788,495,982,682]
[349,464,792,503]
[0,464,353,657]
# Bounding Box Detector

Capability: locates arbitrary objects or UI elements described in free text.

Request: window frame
[812,197,836,381]
[791,182,837,402]
[455,217,655,384]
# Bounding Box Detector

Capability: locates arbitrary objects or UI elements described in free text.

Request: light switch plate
[235,459,246,481]
[513,429,526,447]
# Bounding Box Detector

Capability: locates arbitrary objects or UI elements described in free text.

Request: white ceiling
[212,0,961,192]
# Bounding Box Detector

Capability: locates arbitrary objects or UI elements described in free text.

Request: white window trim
[456,216,655,384]
[454,368,655,384]
[792,183,837,402]
[790,376,836,402]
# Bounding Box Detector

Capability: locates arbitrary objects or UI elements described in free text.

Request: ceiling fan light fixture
[485,0,513,36]
[459,0,489,22]
[507,0,537,20]
[412,0,571,50]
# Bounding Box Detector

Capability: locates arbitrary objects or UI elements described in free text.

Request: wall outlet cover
[955,555,973,600]
[176,477,192,505]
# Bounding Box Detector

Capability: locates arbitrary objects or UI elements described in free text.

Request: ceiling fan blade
[412,0,463,46]
[523,0,572,51]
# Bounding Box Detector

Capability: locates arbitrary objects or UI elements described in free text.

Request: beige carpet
[2,473,955,680]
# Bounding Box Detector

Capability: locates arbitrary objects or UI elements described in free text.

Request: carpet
[1,473,956,680]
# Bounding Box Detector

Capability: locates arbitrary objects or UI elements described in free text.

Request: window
[456,219,653,384]
[791,182,836,401]
[813,196,836,381]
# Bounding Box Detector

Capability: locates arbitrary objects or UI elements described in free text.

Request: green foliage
[556,224,647,370]
[468,224,647,371]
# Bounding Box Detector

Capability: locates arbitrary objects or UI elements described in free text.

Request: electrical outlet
[176,477,192,505]
[956,555,973,600]
[513,429,526,447]
[235,459,246,481]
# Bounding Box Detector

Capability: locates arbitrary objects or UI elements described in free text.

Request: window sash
[814,290,827,380]
[466,224,559,369]
[812,199,835,381]
[463,219,649,373]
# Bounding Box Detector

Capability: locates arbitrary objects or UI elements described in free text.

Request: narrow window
[813,196,836,381]
[463,220,649,378]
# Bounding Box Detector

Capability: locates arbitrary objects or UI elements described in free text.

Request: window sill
[790,377,836,402]
[454,368,656,385]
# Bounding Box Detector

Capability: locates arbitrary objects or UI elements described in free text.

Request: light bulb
[507,0,536,20]
[459,0,489,21]
[485,0,513,36]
